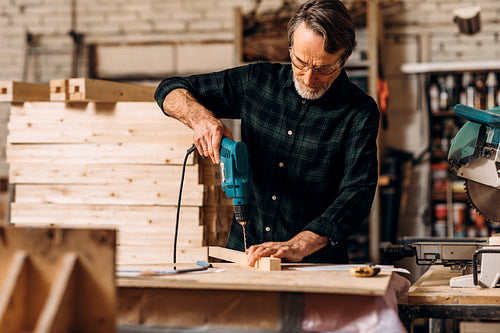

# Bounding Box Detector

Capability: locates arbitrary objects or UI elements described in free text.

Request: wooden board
[0,81,49,102]
[117,262,393,296]
[68,78,156,102]
[406,265,500,305]
[13,183,204,206]
[5,99,229,267]
[9,101,167,120]
[9,203,201,225]
[0,226,115,332]
[6,143,195,164]
[208,246,281,271]
[8,163,200,185]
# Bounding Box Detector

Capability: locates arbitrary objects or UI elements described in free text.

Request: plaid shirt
[155,62,379,263]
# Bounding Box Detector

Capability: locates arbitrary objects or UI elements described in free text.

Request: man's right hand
[192,117,233,164]
[163,88,233,164]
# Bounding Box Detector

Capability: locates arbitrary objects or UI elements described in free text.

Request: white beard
[293,76,329,100]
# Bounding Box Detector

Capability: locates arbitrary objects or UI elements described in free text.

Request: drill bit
[240,222,247,250]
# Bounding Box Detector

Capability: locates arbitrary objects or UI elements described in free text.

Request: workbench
[116,263,410,333]
[398,265,500,332]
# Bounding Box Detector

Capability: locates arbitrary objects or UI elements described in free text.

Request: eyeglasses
[289,48,342,76]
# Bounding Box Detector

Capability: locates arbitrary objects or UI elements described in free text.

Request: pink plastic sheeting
[302,273,411,333]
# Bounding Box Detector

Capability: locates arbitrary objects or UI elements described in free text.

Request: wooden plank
[9,101,167,120]
[406,265,500,305]
[0,226,116,332]
[0,251,28,332]
[68,78,156,102]
[34,252,78,333]
[9,203,201,226]
[0,81,50,102]
[13,184,204,206]
[8,163,200,186]
[116,288,281,330]
[49,79,69,101]
[117,263,392,296]
[7,121,194,144]
[208,246,281,271]
[6,143,195,164]
[117,245,208,265]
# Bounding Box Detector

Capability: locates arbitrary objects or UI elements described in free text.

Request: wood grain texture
[68,78,156,102]
[0,81,49,102]
[0,226,115,333]
[406,265,500,305]
[117,262,392,296]
[209,246,282,271]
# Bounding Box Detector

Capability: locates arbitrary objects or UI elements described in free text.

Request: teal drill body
[220,138,249,247]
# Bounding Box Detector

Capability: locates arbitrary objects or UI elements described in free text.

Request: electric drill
[220,138,249,249]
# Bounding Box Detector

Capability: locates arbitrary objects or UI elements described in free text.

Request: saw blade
[465,179,500,222]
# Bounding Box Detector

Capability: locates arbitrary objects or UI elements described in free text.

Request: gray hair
[287,0,356,65]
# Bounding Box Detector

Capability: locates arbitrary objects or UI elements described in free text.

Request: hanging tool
[219,138,250,249]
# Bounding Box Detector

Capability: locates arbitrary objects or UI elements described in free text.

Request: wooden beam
[208,246,281,271]
[49,79,69,101]
[68,78,156,102]
[6,143,196,164]
[13,183,204,206]
[34,252,78,333]
[0,251,28,332]
[0,81,50,102]
[0,226,116,332]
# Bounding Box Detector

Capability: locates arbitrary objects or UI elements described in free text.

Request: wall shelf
[401,61,500,74]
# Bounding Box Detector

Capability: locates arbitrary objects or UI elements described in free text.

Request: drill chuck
[234,204,248,226]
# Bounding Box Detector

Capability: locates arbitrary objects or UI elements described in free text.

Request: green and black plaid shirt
[155,62,379,263]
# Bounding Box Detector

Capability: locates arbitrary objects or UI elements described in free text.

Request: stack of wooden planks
[3,78,234,266]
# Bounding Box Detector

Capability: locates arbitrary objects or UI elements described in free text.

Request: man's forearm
[162,88,216,130]
[289,230,329,258]
[161,88,233,163]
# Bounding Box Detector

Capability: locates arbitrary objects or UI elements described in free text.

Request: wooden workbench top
[405,265,500,305]
[116,263,393,296]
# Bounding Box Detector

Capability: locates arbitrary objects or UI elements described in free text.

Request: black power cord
[173,144,197,270]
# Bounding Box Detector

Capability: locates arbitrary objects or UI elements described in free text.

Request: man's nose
[302,68,316,86]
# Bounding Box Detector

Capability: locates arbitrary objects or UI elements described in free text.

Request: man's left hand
[246,230,329,267]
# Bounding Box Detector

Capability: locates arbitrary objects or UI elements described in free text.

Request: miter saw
[445,104,500,287]
[448,104,500,221]
[386,104,500,288]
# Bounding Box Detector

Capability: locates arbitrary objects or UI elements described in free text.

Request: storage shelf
[401,60,500,74]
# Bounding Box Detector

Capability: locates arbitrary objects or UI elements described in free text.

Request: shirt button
[265,226,271,232]
[271,195,277,201]
[278,162,284,168]
[287,130,293,136]
[302,100,306,104]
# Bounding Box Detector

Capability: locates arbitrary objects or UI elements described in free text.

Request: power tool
[384,104,500,288]
[220,138,250,249]
[448,104,500,222]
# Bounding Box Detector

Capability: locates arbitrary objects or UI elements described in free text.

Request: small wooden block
[208,246,281,271]
[0,81,50,102]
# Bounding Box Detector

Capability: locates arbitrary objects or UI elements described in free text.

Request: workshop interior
[0,0,499,332]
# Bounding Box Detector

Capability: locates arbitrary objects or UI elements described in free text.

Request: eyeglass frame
[289,47,343,76]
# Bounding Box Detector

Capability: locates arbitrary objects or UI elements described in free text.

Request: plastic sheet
[302,273,411,333]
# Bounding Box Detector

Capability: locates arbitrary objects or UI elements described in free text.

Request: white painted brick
[95,44,175,78]
[177,43,235,73]
[154,21,187,33]
[189,19,226,31]
[185,0,217,10]
[171,10,203,22]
